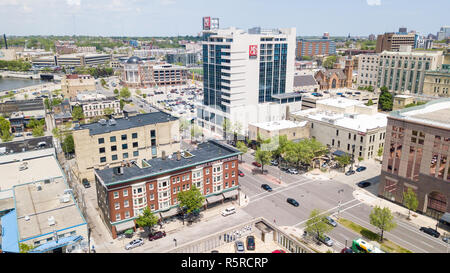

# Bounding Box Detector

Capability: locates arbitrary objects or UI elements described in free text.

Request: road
[237,152,449,253]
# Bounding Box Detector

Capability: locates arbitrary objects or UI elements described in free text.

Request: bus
[351,238,384,253]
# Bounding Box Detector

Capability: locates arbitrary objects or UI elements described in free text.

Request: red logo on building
[203,17,211,30]
[249,45,258,57]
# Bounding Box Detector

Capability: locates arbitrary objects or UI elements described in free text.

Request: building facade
[315,59,353,90]
[94,140,241,238]
[71,93,122,118]
[376,31,417,53]
[61,74,96,99]
[376,47,444,94]
[290,98,387,160]
[378,99,450,219]
[72,112,180,181]
[437,26,450,41]
[422,69,450,97]
[197,26,297,135]
[296,38,336,59]
[357,54,380,88]
[248,120,309,141]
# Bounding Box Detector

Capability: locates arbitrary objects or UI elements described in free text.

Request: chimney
[177,151,181,161]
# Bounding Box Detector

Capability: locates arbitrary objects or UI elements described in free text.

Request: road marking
[249,179,316,203]
[341,211,430,253]
[293,198,360,227]
[394,220,449,248]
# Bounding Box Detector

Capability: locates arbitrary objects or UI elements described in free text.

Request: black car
[261,184,273,192]
[357,181,371,188]
[345,170,356,176]
[82,179,91,188]
[419,227,440,238]
[287,198,299,207]
[356,166,367,172]
[246,235,255,250]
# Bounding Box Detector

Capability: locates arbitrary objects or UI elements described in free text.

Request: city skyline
[0,0,449,37]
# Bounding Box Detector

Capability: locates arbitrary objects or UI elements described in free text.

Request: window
[149,183,154,190]
[132,133,138,139]
[121,134,127,141]
[98,138,105,144]
[99,147,105,153]
[232,162,235,168]
[122,143,128,150]
[150,193,154,200]
[173,187,176,194]
[123,153,129,159]
[116,213,121,221]
[125,211,130,219]
[112,155,118,161]
[133,151,139,157]
[111,145,117,152]
[115,202,120,210]
[113,191,119,199]
[206,169,210,175]
[150,130,156,138]
[123,189,128,197]
[110,136,116,142]
[133,142,138,148]
[100,157,106,163]
[206,178,210,184]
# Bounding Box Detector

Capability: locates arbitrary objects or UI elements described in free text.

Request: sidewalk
[280,226,334,253]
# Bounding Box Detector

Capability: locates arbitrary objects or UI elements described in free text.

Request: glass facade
[259,43,288,103]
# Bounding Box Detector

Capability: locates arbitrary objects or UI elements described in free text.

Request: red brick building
[94,140,241,238]
[314,59,353,90]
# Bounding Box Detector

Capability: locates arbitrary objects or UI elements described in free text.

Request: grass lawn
[337,218,412,253]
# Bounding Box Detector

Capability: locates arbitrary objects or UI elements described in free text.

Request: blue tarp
[333,150,348,157]
[0,209,20,253]
[29,235,83,253]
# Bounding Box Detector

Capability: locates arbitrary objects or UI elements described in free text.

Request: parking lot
[212,232,286,253]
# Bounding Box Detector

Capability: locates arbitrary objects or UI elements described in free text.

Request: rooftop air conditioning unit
[60,194,71,203]
[24,215,30,221]
[108,119,117,126]
[48,216,55,226]
[36,183,42,191]
[99,119,107,125]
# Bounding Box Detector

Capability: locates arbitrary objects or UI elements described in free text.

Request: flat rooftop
[14,177,86,241]
[316,97,364,108]
[249,120,308,131]
[0,136,53,154]
[75,112,178,136]
[391,98,450,129]
[0,151,63,190]
[293,109,387,132]
[95,140,241,186]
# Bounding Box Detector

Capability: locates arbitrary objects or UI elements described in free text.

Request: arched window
[332,79,337,89]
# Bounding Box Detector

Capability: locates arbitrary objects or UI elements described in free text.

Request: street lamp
[337,189,344,219]
[350,145,356,171]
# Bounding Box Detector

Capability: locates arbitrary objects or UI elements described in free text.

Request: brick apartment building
[94,140,241,238]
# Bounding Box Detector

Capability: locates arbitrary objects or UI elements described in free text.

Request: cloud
[366,0,381,6]
[67,0,81,7]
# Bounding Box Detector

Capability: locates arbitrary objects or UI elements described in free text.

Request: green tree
[403,188,419,220]
[357,156,364,167]
[72,106,84,121]
[335,154,351,171]
[19,243,34,253]
[120,87,131,99]
[0,116,13,142]
[236,141,248,162]
[190,124,202,142]
[114,89,119,96]
[369,206,397,242]
[305,209,334,240]
[100,78,107,87]
[177,185,205,215]
[323,55,337,69]
[104,108,114,116]
[271,135,289,160]
[142,93,147,99]
[32,125,45,137]
[222,118,232,140]
[377,147,384,158]
[366,99,374,106]
[62,134,75,154]
[44,98,51,110]
[135,207,159,233]
[179,118,190,137]
[136,89,142,96]
[255,148,272,173]
[379,90,393,112]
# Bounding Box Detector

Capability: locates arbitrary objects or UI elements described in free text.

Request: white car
[125,238,144,250]
[221,207,236,217]
[288,168,299,174]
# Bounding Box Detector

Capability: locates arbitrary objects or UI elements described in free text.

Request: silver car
[326,216,338,227]
[235,240,245,253]
[125,238,144,250]
[318,235,334,247]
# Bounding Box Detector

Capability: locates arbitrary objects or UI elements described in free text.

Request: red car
[272,250,286,253]
[149,231,166,241]
[238,170,245,177]
[252,162,262,167]
[340,247,354,253]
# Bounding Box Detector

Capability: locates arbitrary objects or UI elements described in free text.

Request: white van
[221,207,236,217]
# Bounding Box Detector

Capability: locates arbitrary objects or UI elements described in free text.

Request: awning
[440,213,450,224]
[222,189,239,199]
[206,194,223,204]
[29,235,83,253]
[333,150,348,157]
[114,220,135,233]
[160,209,179,218]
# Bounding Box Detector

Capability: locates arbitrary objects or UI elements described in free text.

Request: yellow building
[422,69,450,97]
[61,74,96,99]
[248,120,310,142]
[72,112,180,181]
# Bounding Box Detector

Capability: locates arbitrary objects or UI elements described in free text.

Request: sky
[0,0,449,37]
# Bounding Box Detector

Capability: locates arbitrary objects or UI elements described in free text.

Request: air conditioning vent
[48,216,55,226]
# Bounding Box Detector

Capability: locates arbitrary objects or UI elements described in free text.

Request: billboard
[249,45,258,58]
[203,17,211,30]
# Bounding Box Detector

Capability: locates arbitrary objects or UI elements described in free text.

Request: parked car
[317,235,334,246]
[419,227,440,238]
[270,160,279,166]
[325,216,337,227]
[252,162,262,167]
[357,181,371,188]
[125,238,144,250]
[288,168,299,174]
[238,170,245,177]
[272,249,286,253]
[246,235,255,250]
[211,250,219,253]
[261,184,273,192]
[356,166,367,172]
[287,198,299,207]
[222,206,236,216]
[235,240,245,253]
[26,132,33,136]
[82,179,91,188]
[442,237,449,244]
[340,247,354,253]
[148,231,166,241]
[345,170,356,176]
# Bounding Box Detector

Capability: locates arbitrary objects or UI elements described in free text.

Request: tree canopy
[135,207,159,233]
[305,209,334,239]
[177,185,205,215]
[369,206,396,242]
[72,106,84,121]
[255,148,272,173]
[403,188,418,220]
